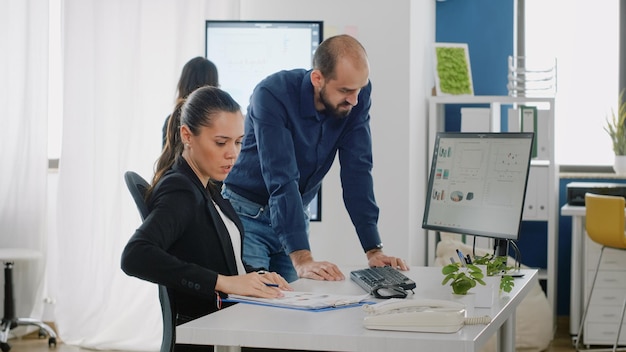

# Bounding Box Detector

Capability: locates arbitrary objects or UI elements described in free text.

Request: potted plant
[605,89,626,174]
[473,254,515,294]
[441,262,486,295]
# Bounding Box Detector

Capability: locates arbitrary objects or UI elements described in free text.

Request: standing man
[222,34,408,282]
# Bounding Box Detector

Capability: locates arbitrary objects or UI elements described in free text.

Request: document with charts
[225,291,372,311]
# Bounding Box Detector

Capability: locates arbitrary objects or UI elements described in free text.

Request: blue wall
[436,0,513,96]
[436,0,513,131]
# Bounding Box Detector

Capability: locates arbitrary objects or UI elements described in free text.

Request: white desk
[177,266,538,352]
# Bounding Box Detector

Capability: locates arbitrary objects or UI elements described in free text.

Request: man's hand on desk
[366,249,409,271]
[290,249,345,281]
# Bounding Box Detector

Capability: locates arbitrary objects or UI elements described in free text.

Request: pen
[466,254,473,264]
[264,283,279,287]
[449,257,456,264]
[456,249,466,267]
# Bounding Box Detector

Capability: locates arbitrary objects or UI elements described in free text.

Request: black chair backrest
[123,171,175,352]
[124,171,150,220]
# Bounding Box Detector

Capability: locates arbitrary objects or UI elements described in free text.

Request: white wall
[237,0,435,266]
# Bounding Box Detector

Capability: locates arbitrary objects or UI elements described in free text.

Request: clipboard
[224,291,372,311]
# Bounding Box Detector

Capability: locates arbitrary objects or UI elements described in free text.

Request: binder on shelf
[521,106,538,158]
[460,107,490,132]
[535,109,549,160]
[507,108,520,132]
[509,107,549,160]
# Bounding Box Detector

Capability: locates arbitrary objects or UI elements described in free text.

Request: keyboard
[350,266,416,294]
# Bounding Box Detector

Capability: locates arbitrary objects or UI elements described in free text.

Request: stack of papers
[225,291,372,311]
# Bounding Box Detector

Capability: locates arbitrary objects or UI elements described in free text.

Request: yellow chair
[575,193,626,352]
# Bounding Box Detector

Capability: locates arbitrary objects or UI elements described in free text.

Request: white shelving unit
[426,95,558,330]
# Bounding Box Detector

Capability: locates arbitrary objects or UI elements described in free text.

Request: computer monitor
[205,20,323,114]
[422,132,534,256]
[205,20,324,221]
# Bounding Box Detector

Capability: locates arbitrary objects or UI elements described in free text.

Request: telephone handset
[362,298,491,333]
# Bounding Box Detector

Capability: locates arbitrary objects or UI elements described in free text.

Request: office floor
[547,316,576,351]
[9,316,578,352]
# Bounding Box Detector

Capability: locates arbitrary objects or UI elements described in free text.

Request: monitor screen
[205,20,323,114]
[422,132,534,241]
[205,20,323,221]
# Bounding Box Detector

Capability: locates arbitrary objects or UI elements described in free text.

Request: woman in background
[162,57,219,147]
[122,86,290,350]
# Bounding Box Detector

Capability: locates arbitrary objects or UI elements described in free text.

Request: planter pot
[450,292,474,316]
[614,155,626,175]
[471,264,494,307]
[474,276,498,308]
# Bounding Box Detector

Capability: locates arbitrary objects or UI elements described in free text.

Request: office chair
[0,249,57,352]
[124,171,150,221]
[575,193,626,352]
[124,171,176,352]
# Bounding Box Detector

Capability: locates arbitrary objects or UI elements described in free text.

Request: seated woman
[121,86,291,350]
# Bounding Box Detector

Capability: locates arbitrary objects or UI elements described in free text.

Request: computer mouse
[372,285,408,299]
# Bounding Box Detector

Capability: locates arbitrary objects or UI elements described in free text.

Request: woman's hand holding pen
[256,270,293,291]
[215,271,292,299]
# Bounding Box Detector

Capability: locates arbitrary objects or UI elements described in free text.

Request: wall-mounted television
[205,20,322,114]
[205,20,323,221]
[422,132,534,255]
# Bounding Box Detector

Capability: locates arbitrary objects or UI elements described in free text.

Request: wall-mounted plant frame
[434,42,474,96]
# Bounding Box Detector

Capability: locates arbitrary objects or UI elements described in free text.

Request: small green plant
[605,89,626,155]
[441,263,485,295]
[473,254,515,293]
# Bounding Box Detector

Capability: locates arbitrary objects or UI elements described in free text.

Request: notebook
[224,291,371,311]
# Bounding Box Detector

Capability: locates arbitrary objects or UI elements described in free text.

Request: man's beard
[319,86,352,119]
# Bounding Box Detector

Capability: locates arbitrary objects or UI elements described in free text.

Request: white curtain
[54,0,237,350]
[0,0,50,335]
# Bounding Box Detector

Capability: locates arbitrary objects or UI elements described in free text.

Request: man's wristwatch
[365,243,383,253]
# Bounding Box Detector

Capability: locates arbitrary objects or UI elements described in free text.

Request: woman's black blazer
[121,156,248,322]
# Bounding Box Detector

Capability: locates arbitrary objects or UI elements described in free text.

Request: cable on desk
[509,240,522,271]
[465,315,492,325]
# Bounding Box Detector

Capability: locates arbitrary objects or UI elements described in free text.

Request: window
[525,0,619,166]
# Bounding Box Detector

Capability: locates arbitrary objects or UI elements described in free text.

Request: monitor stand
[493,238,509,258]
